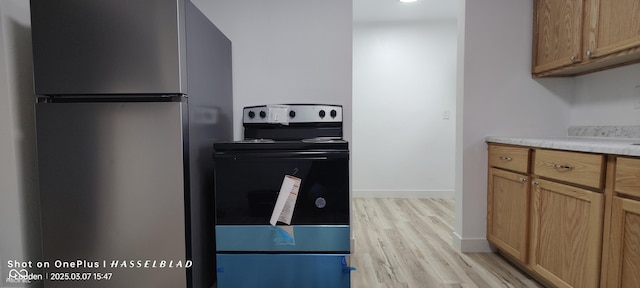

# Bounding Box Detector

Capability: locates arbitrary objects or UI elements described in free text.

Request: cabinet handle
[532,180,538,186]
[519,177,526,184]
[499,156,513,161]
[586,50,593,58]
[570,55,578,62]
[552,163,573,171]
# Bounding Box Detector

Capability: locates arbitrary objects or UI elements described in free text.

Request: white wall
[0,1,41,286]
[192,0,353,142]
[352,20,457,198]
[455,0,575,252]
[571,63,640,125]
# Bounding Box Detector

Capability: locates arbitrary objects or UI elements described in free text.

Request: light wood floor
[351,198,543,288]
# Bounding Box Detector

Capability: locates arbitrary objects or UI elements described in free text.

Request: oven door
[213,149,350,253]
[213,149,349,225]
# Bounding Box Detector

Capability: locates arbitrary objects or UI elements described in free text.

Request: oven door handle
[214,151,349,160]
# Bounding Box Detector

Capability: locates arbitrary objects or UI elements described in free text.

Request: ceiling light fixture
[399,0,418,3]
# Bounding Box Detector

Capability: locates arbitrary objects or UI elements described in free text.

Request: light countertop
[486,136,640,157]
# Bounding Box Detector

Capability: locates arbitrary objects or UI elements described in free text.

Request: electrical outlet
[634,85,640,109]
[442,110,450,120]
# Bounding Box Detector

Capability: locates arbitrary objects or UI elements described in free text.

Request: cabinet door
[529,179,604,288]
[533,0,584,73]
[487,168,530,263]
[586,0,640,58]
[606,197,640,288]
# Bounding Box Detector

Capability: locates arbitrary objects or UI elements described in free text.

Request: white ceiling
[353,0,458,23]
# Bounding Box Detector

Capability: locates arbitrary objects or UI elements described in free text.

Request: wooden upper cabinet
[533,0,640,77]
[586,0,640,58]
[533,0,584,74]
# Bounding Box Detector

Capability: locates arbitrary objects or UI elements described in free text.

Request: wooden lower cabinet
[529,178,604,288]
[487,168,530,263]
[605,197,640,288]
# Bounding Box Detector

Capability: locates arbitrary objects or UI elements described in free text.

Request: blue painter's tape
[341,256,356,274]
[216,225,350,252]
[342,266,357,274]
[273,226,295,246]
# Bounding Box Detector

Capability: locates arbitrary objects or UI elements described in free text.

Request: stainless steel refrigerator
[30,1,232,287]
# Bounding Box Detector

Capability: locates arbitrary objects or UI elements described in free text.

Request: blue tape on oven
[273,226,295,246]
[341,256,356,274]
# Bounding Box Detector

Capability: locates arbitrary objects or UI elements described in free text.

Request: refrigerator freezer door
[36,102,188,287]
[30,0,186,95]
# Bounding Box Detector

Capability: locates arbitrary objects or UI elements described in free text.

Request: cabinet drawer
[615,157,640,199]
[488,145,529,173]
[533,149,604,189]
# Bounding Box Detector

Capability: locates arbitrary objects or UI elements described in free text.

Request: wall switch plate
[442,110,450,119]
[634,85,640,109]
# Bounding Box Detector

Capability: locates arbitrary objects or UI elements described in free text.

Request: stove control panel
[243,104,343,124]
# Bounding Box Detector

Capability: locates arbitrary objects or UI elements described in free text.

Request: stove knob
[330,109,337,118]
[319,110,326,118]
[248,111,255,118]
[259,111,266,118]
[289,110,296,118]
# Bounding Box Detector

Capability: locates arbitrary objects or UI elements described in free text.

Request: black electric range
[212,104,352,288]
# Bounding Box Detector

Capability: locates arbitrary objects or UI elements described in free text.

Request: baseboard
[353,189,454,198]
[452,232,494,253]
